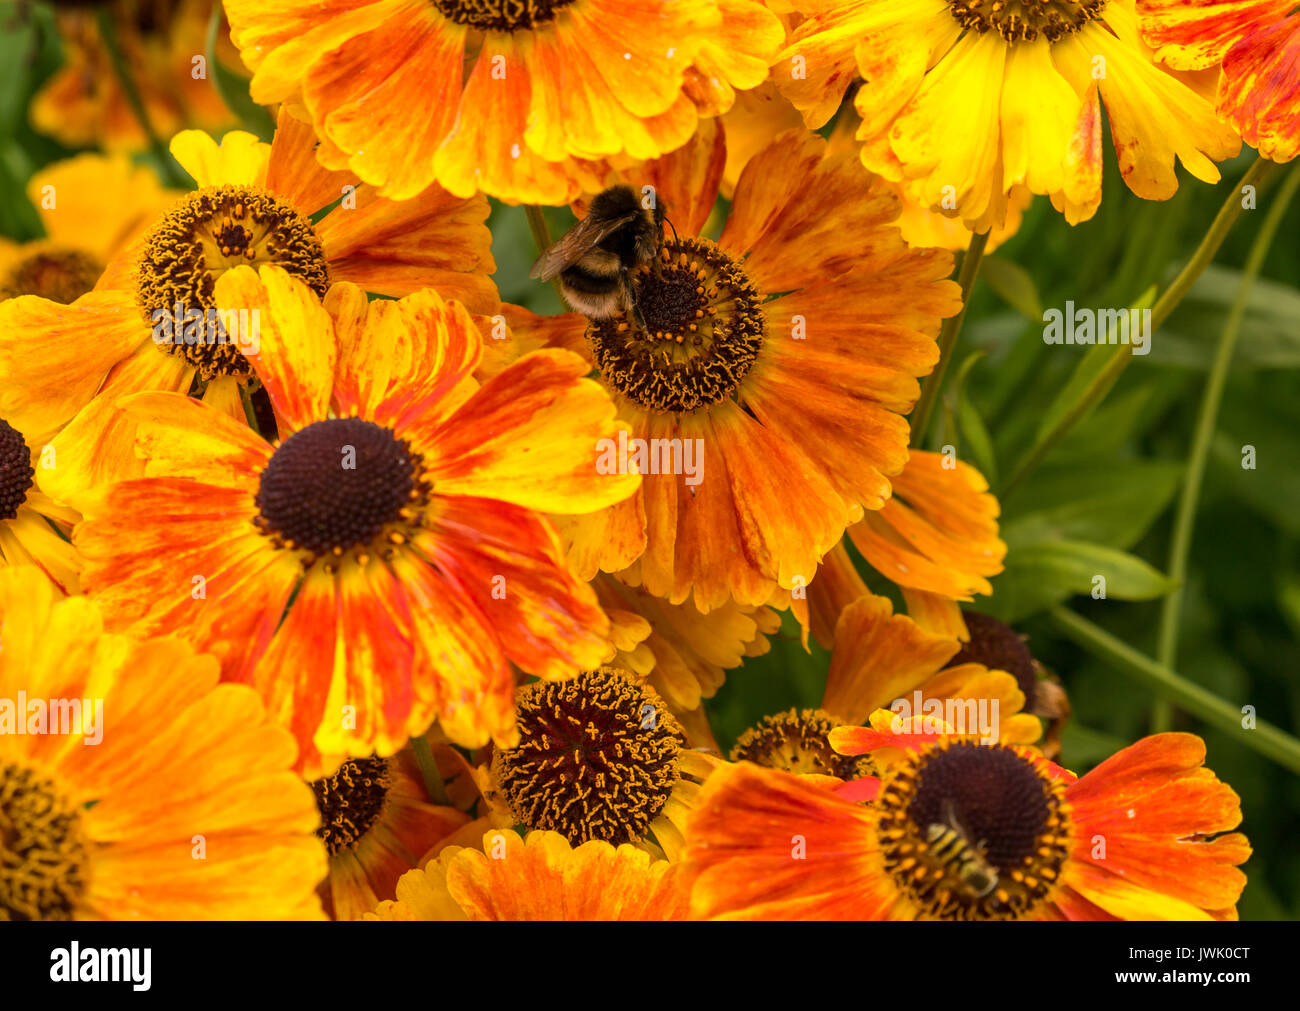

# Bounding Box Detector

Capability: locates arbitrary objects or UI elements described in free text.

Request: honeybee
[925,800,999,899]
[529,185,668,327]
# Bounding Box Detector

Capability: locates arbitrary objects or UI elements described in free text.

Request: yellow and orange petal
[0,565,327,920]
[683,732,1248,921]
[73,267,635,777]
[0,113,499,512]
[776,0,1240,229]
[847,449,1005,609]
[224,0,784,204]
[1141,0,1300,163]
[522,128,960,610]
[312,749,473,920]
[367,829,688,921]
[593,569,780,711]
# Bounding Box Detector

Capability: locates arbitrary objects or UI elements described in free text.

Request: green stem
[410,732,451,806]
[96,9,186,188]
[1050,607,1300,775]
[1151,161,1300,732]
[910,229,990,447]
[1001,156,1281,496]
[237,380,261,435]
[524,205,553,255]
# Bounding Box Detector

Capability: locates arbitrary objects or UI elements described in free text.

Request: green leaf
[985,540,1177,622]
[981,254,1043,321]
[1150,265,1300,369]
[1002,460,1183,550]
[957,381,997,484]
[1035,286,1158,440]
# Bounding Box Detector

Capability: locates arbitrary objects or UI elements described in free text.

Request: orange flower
[511,124,962,610]
[727,590,1040,788]
[485,667,720,857]
[31,0,238,151]
[805,450,1005,645]
[0,112,498,508]
[684,733,1249,920]
[847,450,1006,628]
[73,267,639,777]
[0,424,81,594]
[222,0,785,203]
[311,749,479,920]
[0,566,327,920]
[1140,0,1300,162]
[594,571,780,711]
[367,829,688,920]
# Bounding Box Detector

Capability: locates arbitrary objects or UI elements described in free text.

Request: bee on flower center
[586,235,766,414]
[530,184,668,326]
[875,739,1071,920]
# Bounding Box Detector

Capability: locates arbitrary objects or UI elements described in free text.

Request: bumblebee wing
[529,211,639,281]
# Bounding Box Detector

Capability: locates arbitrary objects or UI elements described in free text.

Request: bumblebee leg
[621,266,647,331]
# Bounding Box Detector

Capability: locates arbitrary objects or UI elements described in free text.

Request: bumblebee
[529,185,667,327]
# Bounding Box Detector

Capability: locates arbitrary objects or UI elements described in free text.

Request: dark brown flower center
[731,708,879,780]
[946,0,1106,41]
[587,237,765,414]
[311,757,392,856]
[876,740,1069,920]
[255,418,425,561]
[950,610,1038,710]
[0,763,89,921]
[0,419,34,522]
[492,667,685,846]
[430,0,576,31]
[136,184,329,380]
[0,249,103,303]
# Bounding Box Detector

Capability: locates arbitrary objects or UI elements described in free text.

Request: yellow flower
[0,424,80,595]
[222,0,785,203]
[0,111,498,510]
[0,566,327,920]
[368,828,689,920]
[774,0,1241,229]
[0,154,178,305]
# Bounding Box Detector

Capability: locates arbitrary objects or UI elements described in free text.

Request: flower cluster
[2,0,1293,922]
